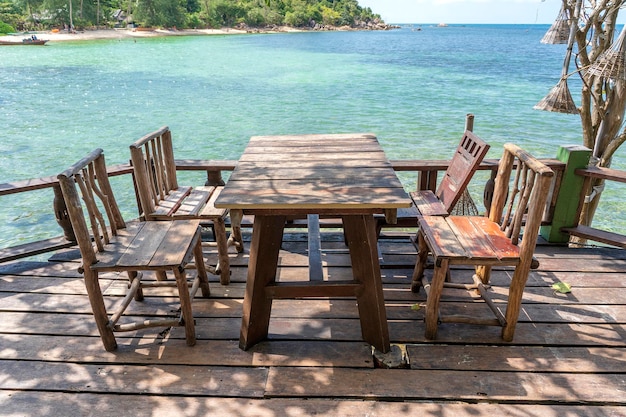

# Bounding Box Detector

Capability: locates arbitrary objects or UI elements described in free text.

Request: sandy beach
[0,27,303,43]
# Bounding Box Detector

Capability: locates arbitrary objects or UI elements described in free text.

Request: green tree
[40,0,73,26]
[0,19,16,33]
[208,0,245,26]
[135,0,185,27]
[335,0,358,26]
[185,0,198,13]
[283,0,308,26]
[319,4,339,26]
[3,0,383,30]
[0,1,22,29]
[245,0,282,26]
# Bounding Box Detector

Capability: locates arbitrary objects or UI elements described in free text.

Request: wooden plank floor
[1,228,626,416]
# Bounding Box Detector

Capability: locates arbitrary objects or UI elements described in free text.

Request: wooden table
[215,133,411,353]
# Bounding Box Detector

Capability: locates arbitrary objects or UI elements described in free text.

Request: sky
[357,0,564,24]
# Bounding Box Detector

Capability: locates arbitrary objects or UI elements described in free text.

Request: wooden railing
[561,166,626,249]
[392,158,566,224]
[3,155,612,264]
[0,161,227,263]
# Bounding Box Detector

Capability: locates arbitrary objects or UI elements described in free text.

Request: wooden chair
[129,126,243,285]
[377,130,489,235]
[405,131,489,291]
[412,143,554,341]
[57,148,211,352]
[410,130,490,216]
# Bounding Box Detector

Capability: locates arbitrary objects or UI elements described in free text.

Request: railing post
[465,113,474,131]
[205,169,225,186]
[540,145,591,243]
[53,184,76,242]
[417,170,438,191]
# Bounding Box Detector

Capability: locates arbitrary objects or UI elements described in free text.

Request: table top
[214,133,411,211]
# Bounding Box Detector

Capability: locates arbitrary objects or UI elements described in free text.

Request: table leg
[342,214,390,353]
[239,214,286,350]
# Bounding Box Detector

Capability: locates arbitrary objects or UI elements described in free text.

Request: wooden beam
[575,166,626,183]
[307,215,323,282]
[0,236,74,263]
[562,225,626,249]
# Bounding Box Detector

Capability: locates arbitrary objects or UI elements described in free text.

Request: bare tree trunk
[69,0,73,31]
[559,1,626,241]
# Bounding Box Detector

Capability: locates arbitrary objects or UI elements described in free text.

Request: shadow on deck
[1,228,625,416]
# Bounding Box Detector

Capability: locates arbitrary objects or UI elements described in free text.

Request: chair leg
[194,238,211,298]
[173,266,196,347]
[425,258,449,340]
[84,270,117,352]
[228,209,244,254]
[213,217,231,285]
[127,271,144,301]
[475,265,492,285]
[501,267,529,342]
[411,232,429,293]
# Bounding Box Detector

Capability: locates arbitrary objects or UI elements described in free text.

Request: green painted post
[540,145,591,243]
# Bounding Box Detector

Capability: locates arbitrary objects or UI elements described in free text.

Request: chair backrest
[489,143,554,256]
[436,130,490,213]
[129,126,178,219]
[57,149,126,268]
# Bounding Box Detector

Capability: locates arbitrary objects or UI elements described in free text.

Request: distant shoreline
[0,25,395,43]
[0,27,290,43]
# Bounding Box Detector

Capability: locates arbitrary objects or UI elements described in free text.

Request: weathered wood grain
[2,229,626,414]
[2,392,622,417]
[266,367,626,403]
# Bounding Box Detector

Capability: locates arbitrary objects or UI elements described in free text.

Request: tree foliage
[134,0,186,27]
[3,0,382,30]
[1,0,26,29]
[0,19,16,33]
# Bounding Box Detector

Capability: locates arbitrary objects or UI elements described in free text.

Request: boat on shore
[0,37,48,45]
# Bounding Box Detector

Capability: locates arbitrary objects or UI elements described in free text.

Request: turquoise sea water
[1,24,624,247]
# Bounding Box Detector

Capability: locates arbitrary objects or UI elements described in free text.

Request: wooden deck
[1,227,626,416]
